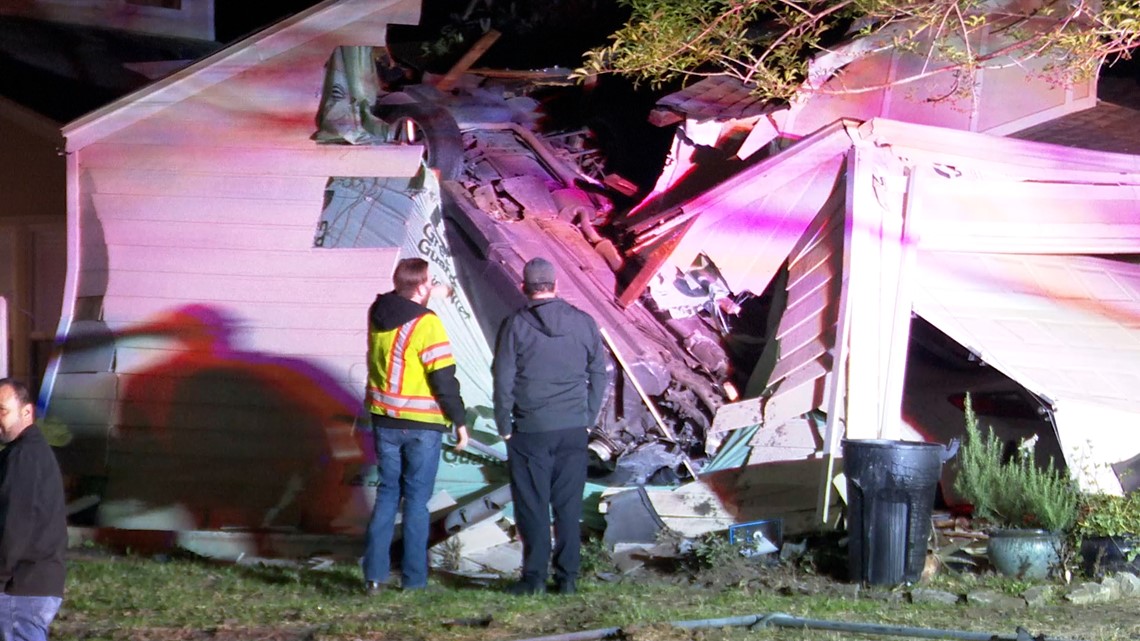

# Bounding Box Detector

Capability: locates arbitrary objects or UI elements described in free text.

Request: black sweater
[493,297,608,437]
[0,425,67,597]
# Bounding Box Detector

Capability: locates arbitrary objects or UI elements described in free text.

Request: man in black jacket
[0,378,67,640]
[493,257,608,596]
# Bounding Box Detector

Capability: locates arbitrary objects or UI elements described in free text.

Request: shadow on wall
[71,304,370,536]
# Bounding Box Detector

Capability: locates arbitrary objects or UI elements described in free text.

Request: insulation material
[316,163,495,411]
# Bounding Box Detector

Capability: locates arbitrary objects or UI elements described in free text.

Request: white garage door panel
[913,252,1140,487]
[913,252,1140,414]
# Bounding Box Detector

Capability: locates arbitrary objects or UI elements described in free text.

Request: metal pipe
[510,611,1089,641]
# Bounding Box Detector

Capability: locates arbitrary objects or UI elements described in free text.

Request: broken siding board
[658,518,738,538]
[767,328,834,384]
[93,221,316,251]
[114,349,363,388]
[747,446,817,465]
[686,460,843,535]
[787,216,844,289]
[762,203,843,414]
[709,398,763,434]
[98,273,375,303]
[91,194,319,225]
[644,487,736,535]
[748,421,820,461]
[786,192,844,278]
[768,349,830,393]
[105,247,399,280]
[81,143,424,179]
[773,286,838,353]
[110,112,333,148]
[80,169,328,200]
[778,276,839,337]
[764,375,828,427]
[96,298,378,330]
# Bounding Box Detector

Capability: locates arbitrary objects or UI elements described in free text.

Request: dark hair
[0,378,33,410]
[393,258,430,298]
[523,281,556,297]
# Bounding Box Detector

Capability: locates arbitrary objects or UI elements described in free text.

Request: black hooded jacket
[493,297,608,437]
[369,291,466,431]
[0,425,67,597]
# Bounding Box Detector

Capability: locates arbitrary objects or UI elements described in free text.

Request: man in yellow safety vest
[363,258,468,593]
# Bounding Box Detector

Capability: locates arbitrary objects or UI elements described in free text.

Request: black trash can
[843,438,957,585]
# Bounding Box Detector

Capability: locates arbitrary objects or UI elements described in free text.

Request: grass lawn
[53,544,1140,641]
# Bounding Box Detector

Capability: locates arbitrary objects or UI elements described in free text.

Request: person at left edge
[0,378,67,641]
[363,258,468,594]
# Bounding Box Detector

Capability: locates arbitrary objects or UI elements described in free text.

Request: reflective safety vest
[367,312,456,425]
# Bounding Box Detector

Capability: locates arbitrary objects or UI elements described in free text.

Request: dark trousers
[507,427,588,585]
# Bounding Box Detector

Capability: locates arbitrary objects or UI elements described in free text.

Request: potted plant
[1075,492,1140,577]
[953,395,1078,579]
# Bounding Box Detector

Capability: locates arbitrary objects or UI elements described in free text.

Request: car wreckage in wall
[311,46,743,517]
[312,39,1140,540]
[305,41,1140,549]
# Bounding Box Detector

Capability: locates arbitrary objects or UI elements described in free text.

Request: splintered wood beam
[436,29,502,92]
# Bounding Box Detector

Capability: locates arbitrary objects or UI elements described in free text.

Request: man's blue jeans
[0,594,62,641]
[363,426,442,589]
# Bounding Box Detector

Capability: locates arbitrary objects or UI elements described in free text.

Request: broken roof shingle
[654,75,777,123]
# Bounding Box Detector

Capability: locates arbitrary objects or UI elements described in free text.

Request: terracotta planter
[987,529,1060,580]
[1080,535,1140,577]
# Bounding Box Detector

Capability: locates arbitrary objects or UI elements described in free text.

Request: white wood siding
[763,188,846,428]
[49,0,423,533]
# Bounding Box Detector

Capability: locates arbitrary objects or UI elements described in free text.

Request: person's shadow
[91,304,371,539]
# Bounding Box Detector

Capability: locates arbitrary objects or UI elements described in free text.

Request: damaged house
[4,0,1140,561]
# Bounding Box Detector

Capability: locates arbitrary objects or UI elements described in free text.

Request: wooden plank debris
[436,29,502,92]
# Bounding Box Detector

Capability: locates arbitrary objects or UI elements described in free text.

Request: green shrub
[1075,492,1140,539]
[953,394,1078,532]
[579,535,615,577]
